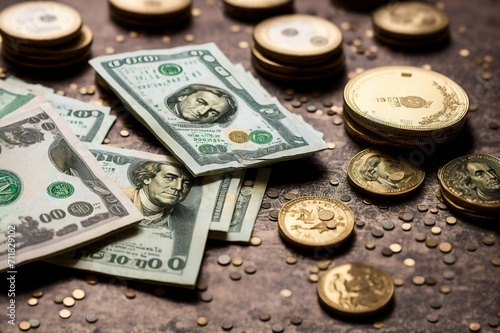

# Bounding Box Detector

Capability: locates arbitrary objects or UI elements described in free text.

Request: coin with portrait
[348,148,425,198]
[317,262,394,316]
[438,154,500,213]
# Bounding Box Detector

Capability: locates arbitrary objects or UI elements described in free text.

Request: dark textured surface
[0,0,499,332]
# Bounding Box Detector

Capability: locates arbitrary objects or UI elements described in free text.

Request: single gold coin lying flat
[223,0,291,9]
[372,1,449,38]
[343,66,468,137]
[317,263,394,316]
[438,154,500,213]
[109,0,191,15]
[348,148,425,198]
[253,14,343,65]
[278,196,355,249]
[0,1,82,46]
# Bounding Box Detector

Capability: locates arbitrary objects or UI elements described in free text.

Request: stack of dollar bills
[0,56,282,287]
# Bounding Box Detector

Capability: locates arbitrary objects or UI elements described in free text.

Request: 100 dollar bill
[0,103,143,270]
[90,43,327,176]
[48,145,229,287]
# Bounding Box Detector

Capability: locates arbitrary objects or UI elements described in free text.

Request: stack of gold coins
[278,196,355,250]
[437,154,500,221]
[252,14,344,83]
[317,263,394,317]
[223,0,294,21]
[0,1,92,71]
[372,1,450,48]
[343,66,469,148]
[347,148,425,199]
[108,0,192,29]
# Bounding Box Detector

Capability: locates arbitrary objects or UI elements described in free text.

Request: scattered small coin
[200,292,213,302]
[232,257,243,266]
[280,289,292,298]
[197,316,208,326]
[259,313,271,322]
[250,236,262,246]
[431,226,442,235]
[381,247,393,257]
[466,241,478,251]
[309,266,320,274]
[412,276,425,285]
[53,294,65,304]
[86,275,99,285]
[261,202,272,209]
[229,272,242,281]
[317,259,332,270]
[32,290,44,298]
[59,309,72,319]
[443,254,457,265]
[483,234,496,245]
[439,284,451,294]
[63,297,75,307]
[195,281,208,291]
[393,278,404,287]
[425,237,439,248]
[72,288,85,300]
[218,254,232,266]
[445,216,457,225]
[267,190,280,198]
[443,270,455,280]
[439,242,453,253]
[85,312,98,323]
[373,321,384,329]
[355,220,366,227]
[365,241,376,250]
[415,232,426,242]
[429,299,442,309]
[125,289,136,299]
[28,298,38,306]
[19,321,31,331]
[340,194,351,202]
[382,220,395,230]
[425,276,437,286]
[389,243,402,253]
[423,217,436,226]
[28,318,40,328]
[286,256,298,265]
[417,204,429,212]
[290,315,303,325]
[329,178,340,186]
[469,322,481,332]
[491,257,500,266]
[244,265,257,275]
[221,320,233,331]
[371,229,384,238]
[309,274,319,283]
[119,129,130,137]
[271,323,284,333]
[437,202,447,210]
[487,316,500,328]
[402,223,412,231]
[404,258,415,267]
[427,313,439,323]
[269,210,279,221]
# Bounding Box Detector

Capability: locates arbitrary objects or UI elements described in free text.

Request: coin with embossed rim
[438,154,500,214]
[0,1,82,46]
[278,196,355,249]
[253,14,343,66]
[317,262,394,316]
[439,186,499,221]
[372,2,449,39]
[348,148,425,198]
[343,66,468,138]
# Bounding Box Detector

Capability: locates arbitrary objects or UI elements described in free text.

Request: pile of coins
[0,1,93,71]
[251,14,345,83]
[372,1,450,48]
[222,0,294,21]
[343,66,469,148]
[108,0,192,29]
[437,154,500,221]
[347,148,425,199]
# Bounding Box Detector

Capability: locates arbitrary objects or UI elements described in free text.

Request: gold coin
[63,296,75,307]
[317,263,394,316]
[109,0,191,16]
[27,298,38,306]
[72,289,86,300]
[0,1,83,46]
[278,196,355,249]
[223,0,292,10]
[59,309,72,319]
[19,321,31,331]
[438,154,500,213]
[250,236,262,246]
[32,289,44,298]
[344,66,469,138]
[347,148,425,198]
[228,130,249,143]
[253,14,343,65]
[372,2,449,38]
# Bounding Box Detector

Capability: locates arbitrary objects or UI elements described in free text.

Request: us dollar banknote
[0,103,143,271]
[210,168,270,242]
[0,80,45,118]
[89,43,327,176]
[48,145,233,287]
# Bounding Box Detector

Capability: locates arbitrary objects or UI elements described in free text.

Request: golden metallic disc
[438,154,500,213]
[343,66,469,137]
[0,1,82,46]
[223,0,292,9]
[343,111,399,147]
[372,1,449,38]
[109,0,191,16]
[253,14,343,65]
[278,196,355,249]
[347,148,425,198]
[317,263,394,316]
[439,187,499,222]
